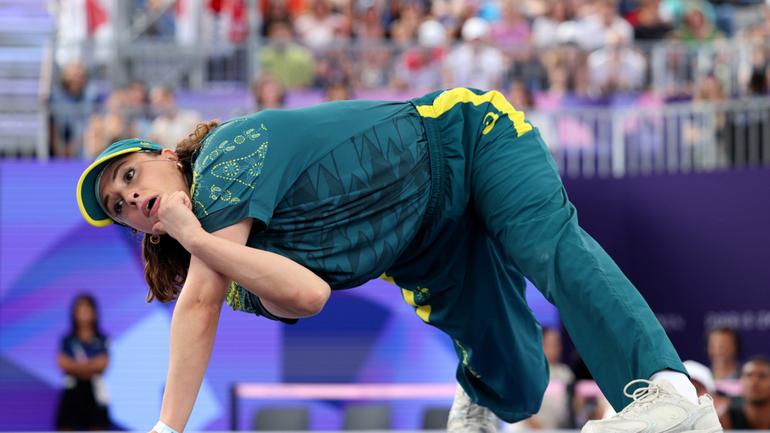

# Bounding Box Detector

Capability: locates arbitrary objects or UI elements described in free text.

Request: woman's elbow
[296,282,330,316]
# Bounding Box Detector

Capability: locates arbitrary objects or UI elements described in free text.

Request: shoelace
[618,379,662,416]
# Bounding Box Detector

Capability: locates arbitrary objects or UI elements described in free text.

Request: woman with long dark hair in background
[55,294,111,431]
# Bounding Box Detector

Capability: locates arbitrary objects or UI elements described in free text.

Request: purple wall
[564,169,770,364]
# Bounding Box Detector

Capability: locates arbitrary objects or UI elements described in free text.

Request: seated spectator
[673,0,723,42]
[574,0,634,51]
[251,75,287,111]
[124,79,153,137]
[55,294,111,431]
[83,88,137,158]
[490,0,531,55]
[389,0,427,48]
[531,0,577,50]
[260,20,314,89]
[149,85,202,149]
[324,79,354,101]
[587,30,647,96]
[444,17,505,90]
[720,356,770,429]
[353,0,386,41]
[294,0,345,49]
[392,19,447,93]
[708,326,742,380]
[48,61,99,158]
[624,0,673,40]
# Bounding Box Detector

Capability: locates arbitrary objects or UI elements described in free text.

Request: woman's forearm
[159,299,222,433]
[185,228,330,317]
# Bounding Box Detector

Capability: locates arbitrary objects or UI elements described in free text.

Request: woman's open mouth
[143,196,158,218]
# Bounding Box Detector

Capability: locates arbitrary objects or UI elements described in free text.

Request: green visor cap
[76,138,164,227]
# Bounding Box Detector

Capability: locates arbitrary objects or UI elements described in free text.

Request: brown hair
[141,120,220,303]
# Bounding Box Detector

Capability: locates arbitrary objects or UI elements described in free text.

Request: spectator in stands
[490,0,531,55]
[390,0,428,46]
[353,0,386,41]
[707,327,742,380]
[720,356,770,429]
[259,20,314,89]
[149,86,202,149]
[531,0,577,49]
[741,2,770,42]
[251,75,287,111]
[49,61,99,158]
[673,0,723,42]
[444,17,505,90]
[294,0,345,49]
[392,19,447,93]
[624,0,674,40]
[684,360,731,415]
[574,0,634,51]
[587,30,647,96]
[125,80,154,137]
[312,45,355,90]
[259,0,294,37]
[83,88,137,158]
[324,79,354,101]
[746,48,769,96]
[55,294,111,431]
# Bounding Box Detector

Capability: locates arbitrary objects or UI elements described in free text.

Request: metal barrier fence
[536,98,770,178]
[30,96,770,177]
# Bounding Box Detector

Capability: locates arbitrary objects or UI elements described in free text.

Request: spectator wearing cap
[392,19,447,93]
[684,360,716,396]
[720,356,770,429]
[444,17,505,90]
[684,359,731,416]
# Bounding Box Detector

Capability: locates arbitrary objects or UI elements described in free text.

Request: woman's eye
[114,199,123,215]
[124,168,135,183]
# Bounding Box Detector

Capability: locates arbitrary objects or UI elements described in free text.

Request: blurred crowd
[502,326,770,430]
[46,0,770,158]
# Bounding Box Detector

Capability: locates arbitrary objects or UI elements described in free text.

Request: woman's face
[74,299,95,327]
[98,149,189,234]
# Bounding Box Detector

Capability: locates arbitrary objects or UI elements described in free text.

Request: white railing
[537,98,770,178]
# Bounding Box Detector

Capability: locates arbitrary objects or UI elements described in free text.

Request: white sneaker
[581,379,723,433]
[447,384,499,433]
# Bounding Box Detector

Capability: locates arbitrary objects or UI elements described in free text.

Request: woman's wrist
[181,226,208,255]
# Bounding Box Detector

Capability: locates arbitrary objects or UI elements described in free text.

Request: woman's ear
[160,148,179,161]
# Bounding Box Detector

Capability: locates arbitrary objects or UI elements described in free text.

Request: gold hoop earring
[150,234,161,245]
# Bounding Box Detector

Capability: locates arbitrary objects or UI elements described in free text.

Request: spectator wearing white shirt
[149,86,202,150]
[574,0,634,51]
[444,17,505,91]
[587,30,647,96]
